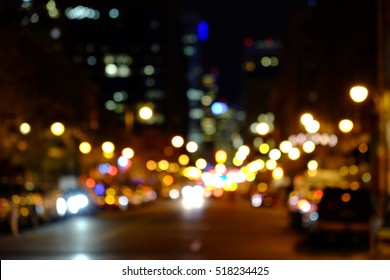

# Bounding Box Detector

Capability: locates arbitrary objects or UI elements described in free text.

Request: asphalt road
[0,196,372,260]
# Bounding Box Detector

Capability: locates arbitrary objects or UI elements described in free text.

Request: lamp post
[349,85,390,257]
[349,85,389,211]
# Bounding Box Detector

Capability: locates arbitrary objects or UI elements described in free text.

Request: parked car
[287,169,348,228]
[307,186,376,242]
[0,183,43,234]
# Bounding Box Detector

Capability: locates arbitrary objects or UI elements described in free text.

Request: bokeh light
[51,122,65,136]
[79,142,92,154]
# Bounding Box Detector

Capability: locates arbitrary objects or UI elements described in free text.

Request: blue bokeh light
[197,21,209,41]
[211,102,228,115]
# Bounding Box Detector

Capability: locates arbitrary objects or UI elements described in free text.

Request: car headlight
[56,197,67,216]
[67,194,89,214]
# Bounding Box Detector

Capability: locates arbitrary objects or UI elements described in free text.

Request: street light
[102,141,115,159]
[349,85,388,210]
[349,85,369,103]
[138,105,153,121]
[50,122,65,136]
[338,119,354,133]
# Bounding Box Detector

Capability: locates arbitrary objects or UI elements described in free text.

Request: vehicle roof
[293,169,348,191]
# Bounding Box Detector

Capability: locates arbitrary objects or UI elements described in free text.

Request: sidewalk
[372,207,390,259]
[374,226,390,259]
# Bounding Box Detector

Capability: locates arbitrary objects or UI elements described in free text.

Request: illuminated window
[183,46,196,56]
[65,6,100,20]
[189,108,205,119]
[197,21,208,41]
[113,91,128,102]
[109,8,119,19]
[270,56,279,66]
[261,56,271,67]
[87,56,97,66]
[50,27,61,40]
[187,89,204,101]
[103,54,132,78]
[31,13,39,23]
[144,65,155,76]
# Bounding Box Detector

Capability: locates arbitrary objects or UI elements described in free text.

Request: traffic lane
[0,198,371,259]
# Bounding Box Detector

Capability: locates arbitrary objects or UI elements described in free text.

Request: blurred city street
[1,0,390,264]
[0,196,380,260]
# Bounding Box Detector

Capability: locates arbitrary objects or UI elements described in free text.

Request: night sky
[188,0,300,105]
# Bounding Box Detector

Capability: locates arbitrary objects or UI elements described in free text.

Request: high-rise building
[272,0,377,139]
[12,0,240,158]
[242,37,283,141]
[58,0,186,135]
[14,0,195,136]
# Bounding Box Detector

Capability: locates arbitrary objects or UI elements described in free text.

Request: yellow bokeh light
[232,157,244,167]
[183,166,202,179]
[105,195,115,205]
[19,122,31,135]
[186,141,198,153]
[266,159,277,170]
[339,119,354,133]
[300,113,313,126]
[106,187,116,196]
[215,150,228,164]
[259,143,270,154]
[168,162,180,173]
[178,154,190,165]
[302,140,316,153]
[79,142,92,154]
[279,141,293,153]
[171,135,184,148]
[288,148,300,160]
[195,158,207,169]
[139,106,153,120]
[223,182,238,191]
[307,160,318,170]
[272,167,284,180]
[103,152,114,159]
[158,160,169,171]
[349,164,359,175]
[339,165,349,176]
[146,160,157,171]
[257,182,268,192]
[102,141,115,153]
[162,174,174,186]
[248,159,265,172]
[256,122,270,135]
[305,119,320,134]
[246,172,256,182]
[51,122,65,136]
[122,147,134,159]
[350,85,368,103]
